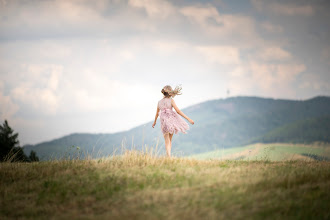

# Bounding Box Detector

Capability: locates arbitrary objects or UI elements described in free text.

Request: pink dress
[158,97,189,134]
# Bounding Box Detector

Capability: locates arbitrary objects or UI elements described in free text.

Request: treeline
[0,120,39,162]
[253,116,330,144]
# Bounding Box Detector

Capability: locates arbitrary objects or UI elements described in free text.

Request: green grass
[190,143,330,161]
[189,145,255,159]
[1,150,330,219]
[248,144,328,161]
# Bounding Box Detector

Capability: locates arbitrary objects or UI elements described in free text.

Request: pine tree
[29,150,39,162]
[0,120,29,162]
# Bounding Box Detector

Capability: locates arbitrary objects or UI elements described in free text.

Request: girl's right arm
[152,106,160,128]
[171,99,194,125]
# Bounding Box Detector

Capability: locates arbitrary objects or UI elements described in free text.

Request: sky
[1,0,330,145]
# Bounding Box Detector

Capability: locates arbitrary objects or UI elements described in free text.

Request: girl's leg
[169,133,173,143]
[164,133,171,157]
[169,133,173,157]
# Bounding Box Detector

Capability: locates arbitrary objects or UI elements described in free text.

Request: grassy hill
[190,143,330,161]
[23,96,330,160]
[1,152,329,219]
[252,116,330,144]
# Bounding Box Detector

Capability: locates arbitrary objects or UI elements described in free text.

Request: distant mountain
[23,96,330,160]
[251,115,330,144]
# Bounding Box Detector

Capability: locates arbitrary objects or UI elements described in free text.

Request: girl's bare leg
[164,133,171,157]
[169,133,173,157]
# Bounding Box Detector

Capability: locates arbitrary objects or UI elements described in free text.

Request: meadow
[190,143,330,161]
[1,148,330,220]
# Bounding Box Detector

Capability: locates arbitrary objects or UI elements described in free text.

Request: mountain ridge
[23,95,330,160]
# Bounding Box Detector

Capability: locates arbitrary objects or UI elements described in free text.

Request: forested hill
[23,96,330,160]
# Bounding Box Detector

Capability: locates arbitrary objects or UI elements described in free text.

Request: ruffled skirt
[159,109,189,135]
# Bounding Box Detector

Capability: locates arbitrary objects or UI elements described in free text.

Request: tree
[0,120,29,162]
[29,150,39,162]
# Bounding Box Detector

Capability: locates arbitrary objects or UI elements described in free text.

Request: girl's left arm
[171,99,194,125]
[152,106,160,128]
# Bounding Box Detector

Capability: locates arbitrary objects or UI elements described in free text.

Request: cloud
[61,69,122,112]
[270,3,314,16]
[261,21,283,33]
[0,86,19,121]
[180,5,260,46]
[151,40,187,55]
[299,74,330,90]
[250,62,305,87]
[252,0,315,16]
[0,1,305,111]
[1,0,259,48]
[0,0,327,144]
[0,0,143,40]
[12,87,59,114]
[228,61,306,97]
[256,47,292,61]
[196,46,241,65]
[7,64,63,116]
[128,0,175,19]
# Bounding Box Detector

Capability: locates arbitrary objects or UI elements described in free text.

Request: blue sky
[0,0,329,144]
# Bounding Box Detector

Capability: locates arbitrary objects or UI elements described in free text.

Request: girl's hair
[161,85,182,98]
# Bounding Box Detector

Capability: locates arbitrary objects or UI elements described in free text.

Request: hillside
[23,96,330,160]
[252,116,330,144]
[1,153,329,219]
[190,143,330,161]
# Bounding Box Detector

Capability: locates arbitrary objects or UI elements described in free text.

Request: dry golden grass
[1,150,330,219]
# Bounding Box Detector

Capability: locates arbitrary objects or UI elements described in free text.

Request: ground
[1,150,329,219]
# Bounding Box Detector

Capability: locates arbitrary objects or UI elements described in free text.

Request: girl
[152,85,194,157]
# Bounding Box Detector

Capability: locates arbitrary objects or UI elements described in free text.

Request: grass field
[190,143,330,161]
[1,150,330,219]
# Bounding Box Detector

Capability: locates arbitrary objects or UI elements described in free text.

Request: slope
[23,96,330,160]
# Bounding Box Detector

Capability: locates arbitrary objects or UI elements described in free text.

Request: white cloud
[256,47,292,61]
[119,50,135,61]
[261,21,283,33]
[128,0,175,19]
[270,3,314,16]
[249,62,306,96]
[180,5,220,24]
[0,88,19,121]
[196,46,240,65]
[9,64,63,115]
[250,62,305,88]
[11,87,58,115]
[0,0,142,40]
[180,6,259,45]
[62,70,120,112]
[299,74,330,90]
[229,66,245,77]
[35,41,72,60]
[228,61,306,98]
[1,0,102,27]
[252,0,315,16]
[151,40,187,55]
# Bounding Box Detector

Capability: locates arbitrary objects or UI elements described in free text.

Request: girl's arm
[171,99,194,125]
[152,106,160,128]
